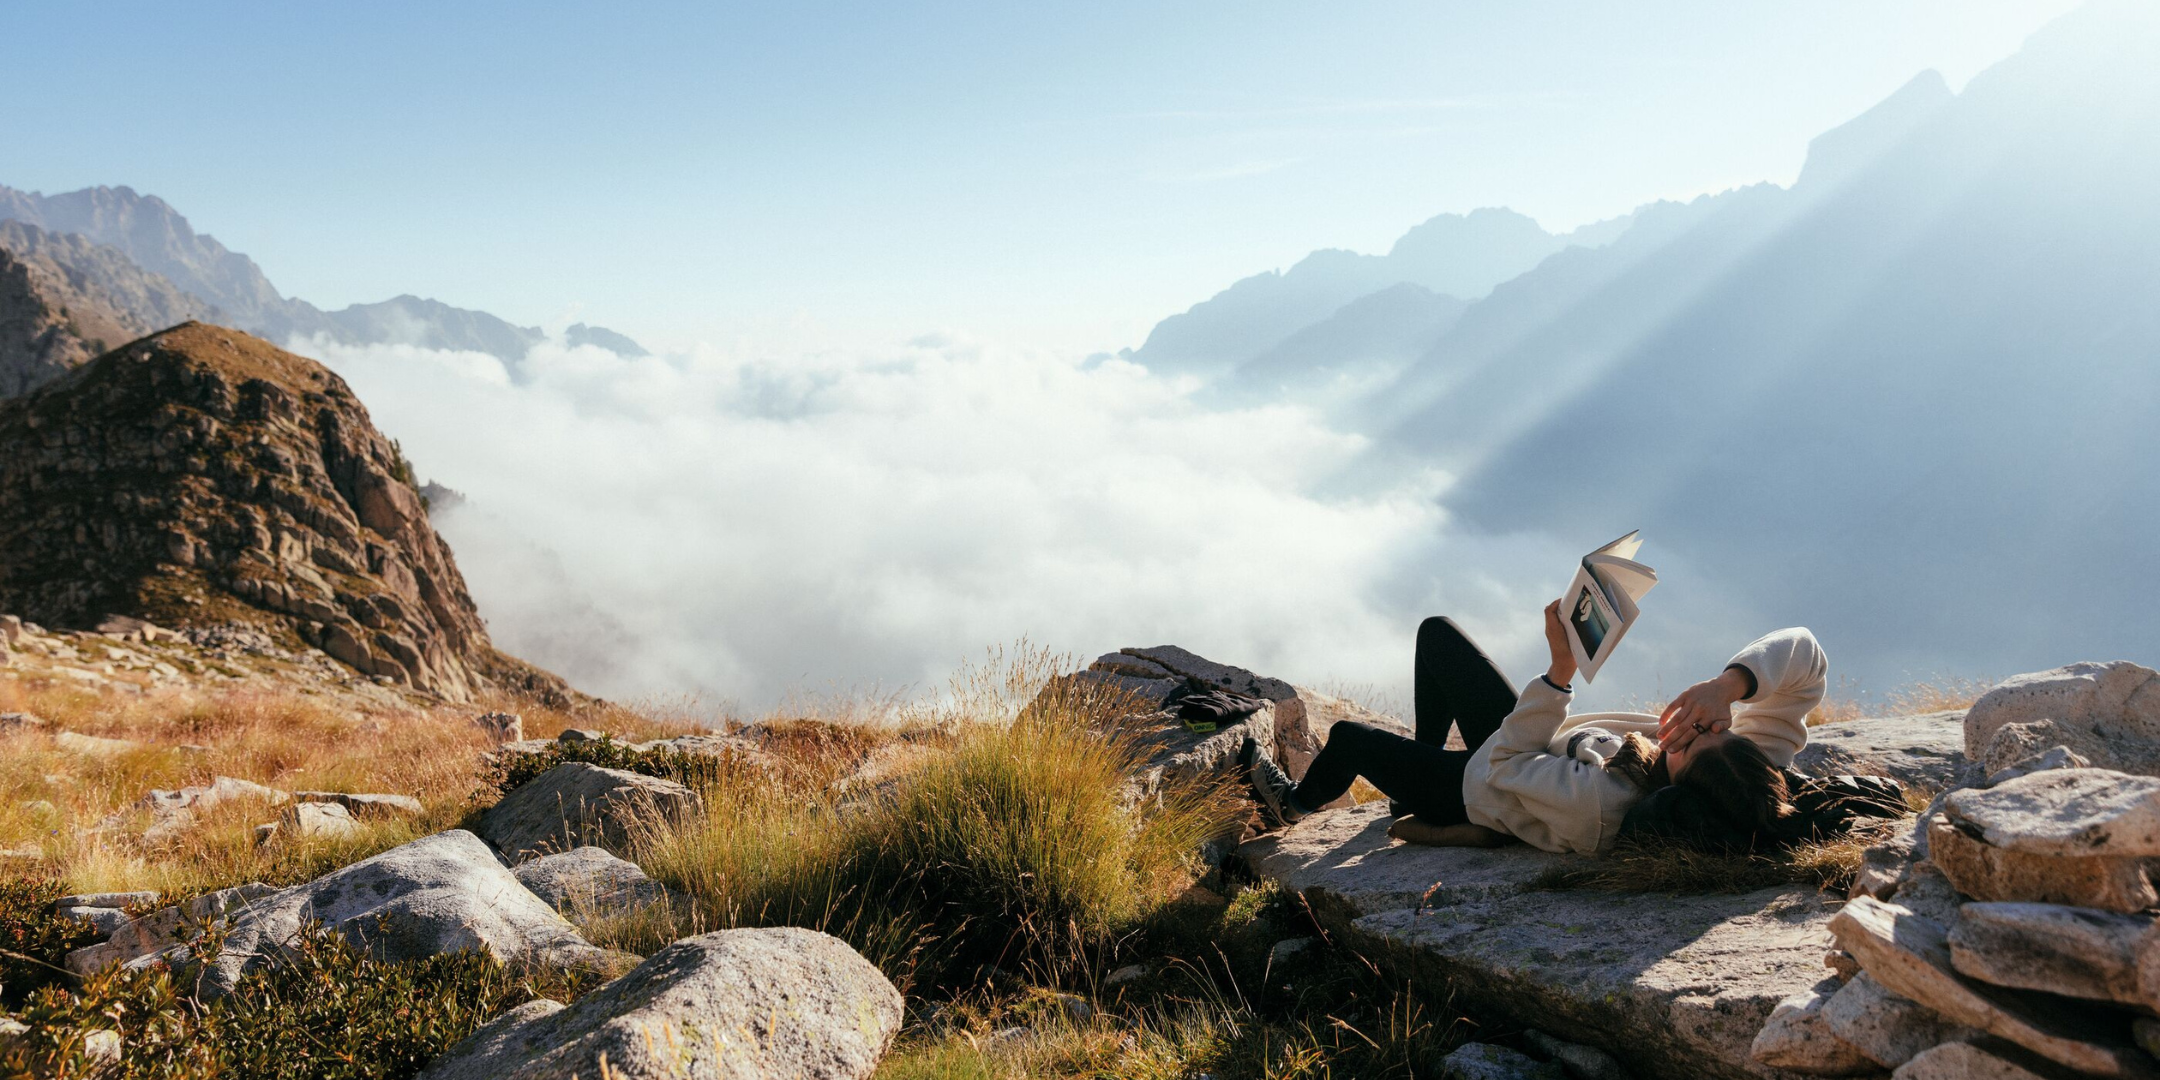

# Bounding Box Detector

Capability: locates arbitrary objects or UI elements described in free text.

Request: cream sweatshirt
[1459,627,1827,855]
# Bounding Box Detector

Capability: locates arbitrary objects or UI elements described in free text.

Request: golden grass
[1808,675,1994,726]
[0,673,700,899]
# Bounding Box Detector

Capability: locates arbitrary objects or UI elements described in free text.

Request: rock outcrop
[1243,801,1839,1080]
[0,322,566,701]
[477,762,701,861]
[75,830,619,995]
[1047,645,1407,787]
[416,926,903,1080]
[0,218,214,396]
[1746,662,2160,1078]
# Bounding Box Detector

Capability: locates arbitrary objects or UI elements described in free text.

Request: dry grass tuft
[1808,674,1994,726]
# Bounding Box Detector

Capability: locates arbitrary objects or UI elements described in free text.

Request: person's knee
[1324,719,1384,747]
[1417,616,1471,651]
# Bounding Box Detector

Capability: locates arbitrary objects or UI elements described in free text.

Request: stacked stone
[1753,661,2160,1079]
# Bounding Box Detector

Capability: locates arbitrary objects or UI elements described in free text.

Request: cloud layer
[314,335,1614,710]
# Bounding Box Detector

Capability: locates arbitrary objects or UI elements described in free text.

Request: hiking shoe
[1241,734,1306,827]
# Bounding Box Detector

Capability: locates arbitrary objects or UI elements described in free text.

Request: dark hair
[1676,736,1794,836]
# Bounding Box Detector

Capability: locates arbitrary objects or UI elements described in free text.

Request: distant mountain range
[1140,0,2160,691]
[0,183,647,394]
[1129,207,1633,383]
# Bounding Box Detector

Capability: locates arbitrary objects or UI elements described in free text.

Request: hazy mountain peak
[1130,205,1608,375]
[1796,69,1954,191]
[564,322,650,358]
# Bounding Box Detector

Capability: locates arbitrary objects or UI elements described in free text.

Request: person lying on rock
[1242,601,1854,854]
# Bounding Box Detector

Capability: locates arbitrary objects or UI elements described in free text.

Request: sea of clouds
[305,334,1752,715]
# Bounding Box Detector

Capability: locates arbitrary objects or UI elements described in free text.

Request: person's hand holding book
[1543,599,1579,688]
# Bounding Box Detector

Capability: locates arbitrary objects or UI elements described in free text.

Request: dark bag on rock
[1163,685,1264,732]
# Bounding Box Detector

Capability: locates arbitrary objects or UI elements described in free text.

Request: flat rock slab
[417,926,903,1080]
[1943,768,2160,857]
[1795,712,1967,790]
[1244,804,1839,1079]
[1243,803,1586,913]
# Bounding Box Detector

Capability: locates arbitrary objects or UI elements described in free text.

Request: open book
[1562,530,1658,683]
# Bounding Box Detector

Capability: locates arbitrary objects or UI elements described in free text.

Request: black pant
[1289,617,1518,822]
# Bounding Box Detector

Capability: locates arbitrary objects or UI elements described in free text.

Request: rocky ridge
[0,183,648,371]
[0,322,564,701]
[0,219,217,396]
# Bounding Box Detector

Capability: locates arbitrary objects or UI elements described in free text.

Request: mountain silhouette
[0,184,645,365]
[1128,208,1628,376]
[1367,0,2160,684]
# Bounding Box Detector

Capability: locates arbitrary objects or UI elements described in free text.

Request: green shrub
[0,879,107,1007]
[2,923,602,1080]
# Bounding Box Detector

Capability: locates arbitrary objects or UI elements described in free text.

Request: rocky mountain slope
[0,220,216,396]
[0,321,564,702]
[0,184,644,366]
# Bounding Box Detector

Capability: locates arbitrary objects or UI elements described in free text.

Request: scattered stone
[271,800,362,841]
[473,710,524,744]
[67,883,278,974]
[84,831,616,995]
[1852,830,1918,900]
[510,846,674,913]
[1945,768,2160,857]
[1964,662,2160,775]
[142,776,290,815]
[1796,711,1969,790]
[476,762,701,861]
[1751,980,1878,1075]
[414,927,904,1080]
[55,890,159,911]
[1985,745,2089,788]
[1522,1029,1631,1080]
[1948,901,2146,1005]
[1440,1042,1566,1080]
[1930,818,2159,913]
[1829,896,2154,1078]
[1890,1040,2057,1080]
[1819,971,1967,1068]
[290,790,424,818]
[0,614,21,645]
[54,730,138,756]
[1105,963,1147,987]
[555,728,603,743]
[1267,936,1316,969]
[1825,949,1860,981]
[95,614,164,642]
[0,710,45,733]
[1045,990,1092,1023]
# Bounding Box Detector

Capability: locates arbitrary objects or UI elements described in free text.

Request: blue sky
[2,1,2076,354]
